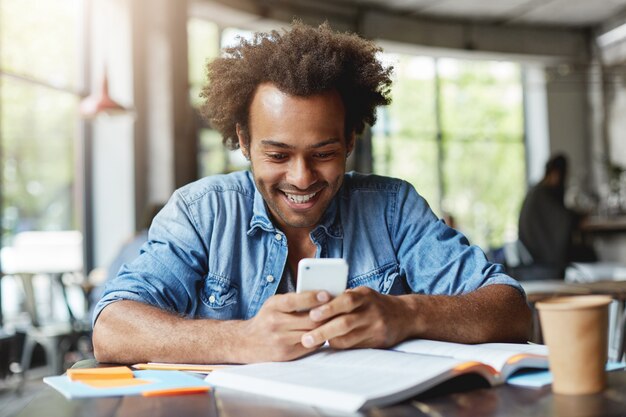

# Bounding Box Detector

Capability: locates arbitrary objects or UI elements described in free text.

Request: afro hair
[199,21,393,150]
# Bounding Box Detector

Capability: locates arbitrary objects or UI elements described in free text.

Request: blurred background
[2,0,626,404]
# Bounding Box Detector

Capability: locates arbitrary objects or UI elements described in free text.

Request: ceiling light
[597,22,626,47]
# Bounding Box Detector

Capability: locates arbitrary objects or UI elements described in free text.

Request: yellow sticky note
[80,378,152,388]
[67,366,134,381]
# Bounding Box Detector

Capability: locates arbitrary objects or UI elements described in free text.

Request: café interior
[2,0,626,412]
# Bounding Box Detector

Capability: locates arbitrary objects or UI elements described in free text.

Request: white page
[206,348,465,412]
[391,340,547,372]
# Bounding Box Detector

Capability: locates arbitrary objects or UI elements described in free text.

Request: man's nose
[286,157,317,190]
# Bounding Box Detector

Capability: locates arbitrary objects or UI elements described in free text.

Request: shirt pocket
[348,262,402,295]
[200,273,240,319]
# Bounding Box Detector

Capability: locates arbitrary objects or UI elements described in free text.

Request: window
[373,55,440,210]
[374,53,525,249]
[0,0,83,248]
[439,59,525,249]
[187,19,251,177]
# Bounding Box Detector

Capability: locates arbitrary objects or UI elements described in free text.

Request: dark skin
[92,83,532,364]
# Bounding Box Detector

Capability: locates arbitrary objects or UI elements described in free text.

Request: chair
[615,300,626,362]
[0,231,91,378]
[0,329,19,388]
[492,240,561,281]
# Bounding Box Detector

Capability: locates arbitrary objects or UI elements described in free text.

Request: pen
[142,386,211,397]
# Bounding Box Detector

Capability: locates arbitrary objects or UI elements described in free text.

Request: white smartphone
[296,258,348,296]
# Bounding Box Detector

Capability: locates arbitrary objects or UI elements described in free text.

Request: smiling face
[238,83,354,235]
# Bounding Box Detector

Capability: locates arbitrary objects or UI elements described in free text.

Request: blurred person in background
[518,154,595,279]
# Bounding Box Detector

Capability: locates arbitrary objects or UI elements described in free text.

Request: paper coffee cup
[536,295,611,395]
[553,392,607,417]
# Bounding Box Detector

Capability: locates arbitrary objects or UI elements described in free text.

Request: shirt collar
[248,184,276,235]
[247,174,344,239]
[311,190,343,239]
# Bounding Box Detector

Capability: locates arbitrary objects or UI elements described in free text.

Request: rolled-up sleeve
[92,189,209,327]
[392,181,525,298]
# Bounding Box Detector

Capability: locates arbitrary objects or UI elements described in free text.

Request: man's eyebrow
[259,138,341,149]
[260,140,294,149]
[309,138,341,149]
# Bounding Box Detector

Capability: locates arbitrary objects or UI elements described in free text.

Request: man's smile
[284,191,318,204]
[278,186,326,211]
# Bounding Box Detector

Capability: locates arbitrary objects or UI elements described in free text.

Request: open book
[205,340,548,412]
[392,339,548,380]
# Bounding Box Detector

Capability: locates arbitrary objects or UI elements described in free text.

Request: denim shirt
[93,171,523,326]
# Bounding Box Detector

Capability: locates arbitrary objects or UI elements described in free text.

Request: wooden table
[13,363,626,417]
[579,216,626,263]
[581,216,626,233]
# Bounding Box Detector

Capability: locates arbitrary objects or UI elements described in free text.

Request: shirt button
[208,295,216,303]
[274,233,282,241]
[266,275,275,283]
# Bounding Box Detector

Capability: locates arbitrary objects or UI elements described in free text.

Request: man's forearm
[401,284,532,343]
[93,300,244,364]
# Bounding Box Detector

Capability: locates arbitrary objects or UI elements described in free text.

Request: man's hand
[237,290,333,362]
[300,286,411,350]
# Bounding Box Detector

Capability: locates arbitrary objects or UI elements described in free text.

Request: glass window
[188,18,219,108]
[1,0,81,89]
[188,21,252,177]
[373,54,525,249]
[439,59,525,248]
[1,78,78,238]
[373,54,440,209]
[0,0,82,247]
[439,59,523,137]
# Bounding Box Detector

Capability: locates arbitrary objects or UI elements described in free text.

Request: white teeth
[285,192,317,204]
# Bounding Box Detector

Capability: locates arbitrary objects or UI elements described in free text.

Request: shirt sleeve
[92,190,208,327]
[392,181,525,297]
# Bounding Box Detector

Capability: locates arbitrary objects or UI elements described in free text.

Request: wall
[544,64,591,190]
[131,0,196,220]
[523,65,551,186]
[88,0,136,269]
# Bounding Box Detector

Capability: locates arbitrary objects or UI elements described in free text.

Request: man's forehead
[250,83,343,109]
[252,84,290,108]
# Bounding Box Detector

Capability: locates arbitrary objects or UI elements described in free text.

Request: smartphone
[296,258,348,296]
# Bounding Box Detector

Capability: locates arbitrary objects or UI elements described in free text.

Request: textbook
[391,339,548,380]
[204,340,549,412]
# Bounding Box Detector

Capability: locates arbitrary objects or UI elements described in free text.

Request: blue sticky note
[507,362,626,388]
[44,370,209,399]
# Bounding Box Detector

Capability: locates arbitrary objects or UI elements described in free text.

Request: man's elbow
[510,301,533,343]
[92,320,109,363]
[481,286,533,343]
[498,290,533,343]
[92,306,120,363]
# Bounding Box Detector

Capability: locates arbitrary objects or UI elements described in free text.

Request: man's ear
[236,123,249,160]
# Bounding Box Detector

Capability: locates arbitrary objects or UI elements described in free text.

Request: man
[518,154,594,278]
[93,22,531,365]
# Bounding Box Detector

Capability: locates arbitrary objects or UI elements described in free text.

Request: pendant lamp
[79,72,128,118]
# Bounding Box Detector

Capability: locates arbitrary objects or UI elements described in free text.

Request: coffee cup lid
[536,295,612,311]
